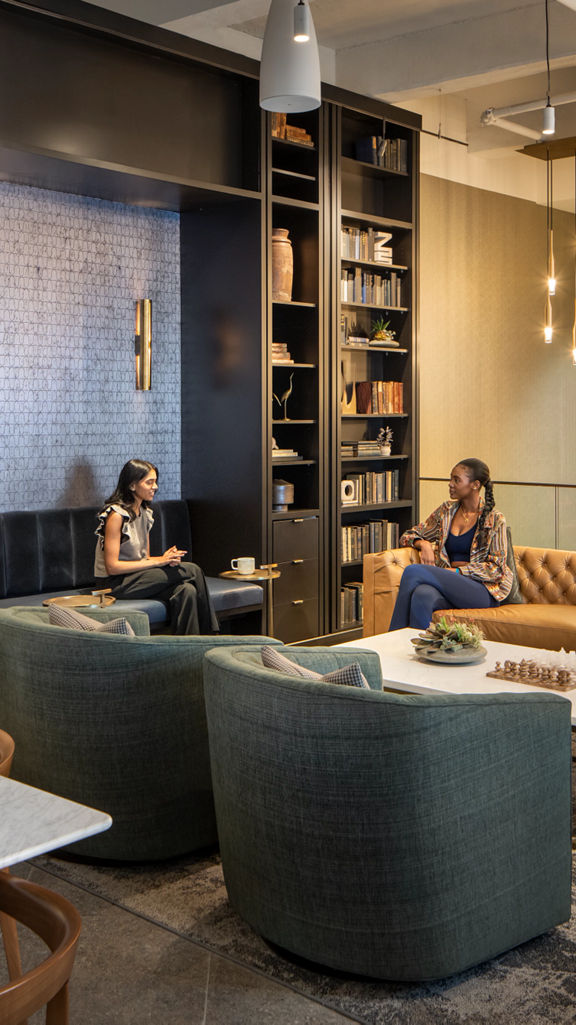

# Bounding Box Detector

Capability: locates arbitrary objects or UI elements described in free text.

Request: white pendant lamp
[260,0,321,112]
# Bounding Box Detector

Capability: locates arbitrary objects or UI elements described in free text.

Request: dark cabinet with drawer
[273,516,319,642]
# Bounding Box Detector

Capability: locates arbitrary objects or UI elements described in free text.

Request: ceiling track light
[294,0,310,42]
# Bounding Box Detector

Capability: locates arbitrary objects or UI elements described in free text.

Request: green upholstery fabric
[0,607,280,861]
[204,646,572,981]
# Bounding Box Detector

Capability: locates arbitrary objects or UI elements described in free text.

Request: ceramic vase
[272,228,293,301]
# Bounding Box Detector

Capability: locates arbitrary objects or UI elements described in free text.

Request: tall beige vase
[272,228,293,301]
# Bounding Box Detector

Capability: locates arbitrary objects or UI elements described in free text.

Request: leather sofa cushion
[433,603,576,651]
[516,545,576,605]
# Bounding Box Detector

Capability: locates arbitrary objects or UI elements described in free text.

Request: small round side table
[219,567,281,636]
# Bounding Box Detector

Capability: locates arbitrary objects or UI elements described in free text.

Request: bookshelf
[334,105,418,637]
[268,109,325,642]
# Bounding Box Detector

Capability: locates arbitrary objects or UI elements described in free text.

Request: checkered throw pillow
[49,605,135,636]
[261,645,369,689]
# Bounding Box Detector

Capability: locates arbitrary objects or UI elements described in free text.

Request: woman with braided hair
[388,458,513,630]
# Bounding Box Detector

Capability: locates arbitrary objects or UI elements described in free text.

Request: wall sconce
[135,299,152,390]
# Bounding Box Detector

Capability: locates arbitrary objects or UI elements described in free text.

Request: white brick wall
[0,183,181,511]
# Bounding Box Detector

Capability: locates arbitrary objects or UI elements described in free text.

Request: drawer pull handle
[291,599,304,606]
[293,518,304,523]
[292,558,304,564]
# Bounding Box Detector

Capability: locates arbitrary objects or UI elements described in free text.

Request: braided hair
[457,458,494,548]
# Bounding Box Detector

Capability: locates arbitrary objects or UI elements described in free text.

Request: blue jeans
[388,563,499,631]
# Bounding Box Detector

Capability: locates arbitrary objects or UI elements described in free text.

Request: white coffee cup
[231,557,256,575]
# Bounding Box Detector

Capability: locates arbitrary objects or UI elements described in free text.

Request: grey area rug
[36,849,576,1025]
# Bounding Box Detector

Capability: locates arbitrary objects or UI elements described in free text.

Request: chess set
[486,659,576,692]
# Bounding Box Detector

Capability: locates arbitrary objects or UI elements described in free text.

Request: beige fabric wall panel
[558,489,576,550]
[419,175,575,488]
[494,484,556,548]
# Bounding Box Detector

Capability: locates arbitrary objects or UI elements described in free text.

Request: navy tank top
[445,523,476,564]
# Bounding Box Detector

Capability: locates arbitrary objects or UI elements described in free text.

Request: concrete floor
[4,859,359,1025]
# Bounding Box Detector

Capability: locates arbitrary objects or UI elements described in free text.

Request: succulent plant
[410,616,484,654]
[370,317,396,341]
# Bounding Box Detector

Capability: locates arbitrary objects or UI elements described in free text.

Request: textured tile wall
[0,183,181,511]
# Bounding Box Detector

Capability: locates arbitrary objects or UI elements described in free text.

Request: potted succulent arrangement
[370,317,397,346]
[411,616,486,663]
[376,425,393,456]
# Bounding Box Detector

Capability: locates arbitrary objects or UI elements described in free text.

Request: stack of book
[341,267,402,307]
[341,226,393,263]
[340,582,364,626]
[343,336,370,348]
[272,446,302,461]
[355,380,404,415]
[341,470,399,506]
[285,124,313,146]
[341,520,399,563]
[341,440,386,457]
[272,342,294,364]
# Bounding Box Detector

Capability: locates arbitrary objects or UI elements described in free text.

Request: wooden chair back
[0,729,15,777]
[0,872,81,1025]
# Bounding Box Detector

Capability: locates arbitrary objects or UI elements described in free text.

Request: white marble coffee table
[0,776,112,869]
[337,627,576,724]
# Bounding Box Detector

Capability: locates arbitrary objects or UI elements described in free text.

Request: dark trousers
[104,562,219,635]
[389,563,499,631]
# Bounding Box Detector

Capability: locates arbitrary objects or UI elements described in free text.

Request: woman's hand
[417,539,436,565]
[158,546,187,567]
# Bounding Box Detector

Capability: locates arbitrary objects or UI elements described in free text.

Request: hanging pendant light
[570,145,576,364]
[294,0,311,42]
[260,0,321,112]
[542,0,556,135]
[547,151,556,296]
[545,294,553,342]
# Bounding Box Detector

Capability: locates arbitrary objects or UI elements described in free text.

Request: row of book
[341,440,393,457]
[341,226,393,264]
[341,268,402,307]
[355,380,404,415]
[355,135,408,173]
[342,470,399,506]
[340,582,364,626]
[342,519,400,563]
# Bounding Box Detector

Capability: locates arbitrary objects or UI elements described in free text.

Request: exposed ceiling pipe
[480,112,542,141]
[484,91,576,121]
[481,90,576,141]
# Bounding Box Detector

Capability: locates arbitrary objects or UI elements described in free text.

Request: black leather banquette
[0,500,263,629]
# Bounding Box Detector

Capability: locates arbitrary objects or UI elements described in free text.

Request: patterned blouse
[399,500,513,602]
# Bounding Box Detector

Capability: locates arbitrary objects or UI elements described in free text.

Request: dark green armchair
[0,606,280,861]
[203,645,572,981]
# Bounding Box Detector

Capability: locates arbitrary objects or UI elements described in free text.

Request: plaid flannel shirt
[399,500,513,602]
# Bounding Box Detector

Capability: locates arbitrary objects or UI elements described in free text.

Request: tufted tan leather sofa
[362,545,576,650]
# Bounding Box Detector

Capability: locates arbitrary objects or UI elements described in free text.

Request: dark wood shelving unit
[335,102,419,634]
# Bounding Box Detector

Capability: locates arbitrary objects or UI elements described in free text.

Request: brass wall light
[135,299,152,390]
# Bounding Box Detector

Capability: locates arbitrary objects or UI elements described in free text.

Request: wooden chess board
[486,659,576,692]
